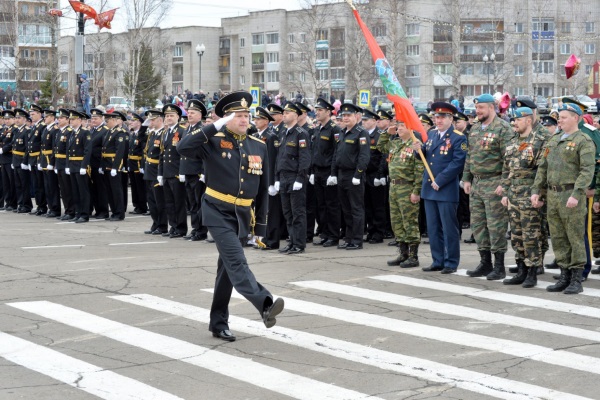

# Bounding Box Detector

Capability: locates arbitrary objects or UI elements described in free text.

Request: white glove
[20,163,27,170]
[309,174,315,185]
[110,169,117,177]
[179,174,185,183]
[459,180,464,189]
[274,181,280,191]
[268,185,278,196]
[99,168,104,175]
[213,112,235,130]
[122,168,128,173]
[11,164,14,169]
[157,176,163,186]
[47,164,54,171]
[65,168,70,175]
[54,169,58,174]
[37,164,42,171]
[380,177,387,186]
[80,168,86,175]
[140,168,144,174]
[374,178,381,187]
[0,148,2,154]
[292,181,303,191]
[326,176,337,186]
[200,174,205,183]
[352,177,360,185]
[27,164,32,170]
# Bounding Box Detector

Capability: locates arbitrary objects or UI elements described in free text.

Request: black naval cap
[144,109,164,119]
[2,109,14,118]
[377,109,393,120]
[187,99,207,116]
[43,109,56,117]
[180,114,188,122]
[314,97,335,111]
[283,101,302,115]
[340,103,362,115]
[266,103,284,115]
[68,109,86,119]
[294,101,311,115]
[430,102,458,116]
[541,115,558,126]
[515,97,537,109]
[362,109,380,120]
[13,108,30,119]
[419,113,433,125]
[214,91,253,117]
[454,111,468,122]
[255,106,274,122]
[104,110,127,121]
[129,112,144,123]
[90,108,104,117]
[29,104,43,114]
[163,104,182,117]
[57,108,70,118]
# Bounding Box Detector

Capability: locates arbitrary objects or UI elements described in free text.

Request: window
[461,85,475,96]
[35,5,46,15]
[121,53,126,61]
[266,33,279,44]
[532,61,553,74]
[514,65,524,76]
[288,53,294,62]
[300,72,306,82]
[586,22,595,33]
[405,65,419,77]
[462,45,475,55]
[22,49,30,58]
[434,64,453,75]
[288,34,294,44]
[21,4,28,14]
[586,43,595,54]
[532,18,554,32]
[173,46,182,57]
[252,33,264,45]
[84,53,93,63]
[316,49,328,59]
[532,42,552,53]
[514,43,524,55]
[240,38,245,48]
[330,68,345,79]
[240,75,245,85]
[60,55,68,65]
[408,87,420,99]
[318,69,328,81]
[316,29,328,40]
[331,49,344,60]
[515,87,525,96]
[35,49,48,59]
[300,33,306,43]
[22,69,30,80]
[561,22,571,33]
[266,52,279,63]
[300,52,307,61]
[252,53,264,64]
[406,45,419,56]
[288,72,294,81]
[460,64,474,75]
[240,56,245,66]
[586,65,593,74]
[406,23,419,36]
[114,71,117,79]
[267,71,279,82]
[560,64,566,76]
[373,24,387,37]
[560,43,571,54]
[515,22,523,33]
[61,72,68,83]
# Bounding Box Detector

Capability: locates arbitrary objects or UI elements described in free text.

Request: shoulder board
[214,132,226,137]
[329,121,336,128]
[66,127,73,131]
[454,130,464,136]
[248,135,266,144]
[296,126,307,134]
[584,123,598,131]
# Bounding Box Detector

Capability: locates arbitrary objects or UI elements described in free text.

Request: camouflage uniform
[378,132,424,267]
[463,115,513,279]
[532,129,595,293]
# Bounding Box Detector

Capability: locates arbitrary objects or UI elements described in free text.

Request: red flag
[47,9,63,17]
[68,1,97,21]
[349,6,427,142]
[95,9,117,30]
[565,54,581,80]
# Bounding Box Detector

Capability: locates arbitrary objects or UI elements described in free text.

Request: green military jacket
[463,115,513,181]
[578,119,600,189]
[377,132,424,195]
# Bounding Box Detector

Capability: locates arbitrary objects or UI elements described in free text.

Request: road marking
[208,289,600,376]
[291,280,600,342]
[68,257,138,264]
[108,242,167,246]
[0,331,183,400]
[372,275,600,319]
[21,245,85,250]
[113,293,592,400]
[8,301,383,400]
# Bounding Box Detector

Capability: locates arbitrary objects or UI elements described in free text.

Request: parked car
[535,95,550,114]
[413,101,429,114]
[576,95,598,113]
[106,96,130,111]
[372,95,393,112]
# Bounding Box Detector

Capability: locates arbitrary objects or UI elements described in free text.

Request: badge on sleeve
[461,142,467,151]
[359,137,367,145]
[299,139,307,148]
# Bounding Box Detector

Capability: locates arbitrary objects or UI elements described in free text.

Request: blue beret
[473,94,495,104]
[513,107,533,118]
[558,103,582,116]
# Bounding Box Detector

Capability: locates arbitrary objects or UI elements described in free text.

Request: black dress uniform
[363,109,386,243]
[143,109,168,235]
[27,104,47,215]
[53,109,75,220]
[88,109,110,218]
[311,98,342,246]
[40,112,60,217]
[127,113,148,214]
[276,102,311,253]
[101,111,128,220]
[11,109,33,213]
[296,102,318,242]
[333,103,371,249]
[159,104,187,237]
[0,111,16,210]
[66,111,92,222]
[177,91,284,339]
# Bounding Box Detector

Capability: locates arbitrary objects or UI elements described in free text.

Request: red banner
[95,9,117,30]
[68,1,97,21]
[47,9,63,17]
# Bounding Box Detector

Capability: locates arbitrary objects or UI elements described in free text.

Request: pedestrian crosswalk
[2,269,600,399]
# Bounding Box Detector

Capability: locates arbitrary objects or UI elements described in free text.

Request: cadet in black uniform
[143,109,168,235]
[11,109,33,213]
[177,91,284,342]
[311,98,342,247]
[0,110,16,211]
[275,102,311,254]
[376,110,394,240]
[27,104,46,215]
[66,110,92,223]
[87,109,110,219]
[127,112,148,215]
[101,110,128,221]
[267,103,286,138]
[53,109,75,220]
[333,103,371,250]
[40,109,60,217]
[295,101,318,241]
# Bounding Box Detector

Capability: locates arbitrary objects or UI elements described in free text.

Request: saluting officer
[87,108,110,219]
[11,108,33,213]
[53,108,75,220]
[177,91,284,342]
[40,109,60,218]
[101,110,128,221]
[27,104,47,215]
[333,103,371,250]
[127,112,148,215]
[66,110,92,223]
[363,108,387,244]
[142,109,168,235]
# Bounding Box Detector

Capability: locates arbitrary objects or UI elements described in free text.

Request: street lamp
[196,43,205,92]
[483,52,495,93]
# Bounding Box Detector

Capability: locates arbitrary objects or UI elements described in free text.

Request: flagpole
[410,130,435,181]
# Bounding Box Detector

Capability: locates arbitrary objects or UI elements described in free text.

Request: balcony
[219,66,230,73]
[316,40,329,50]
[20,58,48,68]
[172,56,183,63]
[172,74,183,82]
[532,53,554,61]
[433,33,452,42]
[460,53,505,62]
[330,58,345,67]
[219,47,230,56]
[316,59,329,69]
[461,32,504,42]
[252,63,264,71]
[433,54,452,63]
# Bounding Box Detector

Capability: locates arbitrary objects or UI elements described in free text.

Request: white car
[106,96,130,111]
[576,95,598,114]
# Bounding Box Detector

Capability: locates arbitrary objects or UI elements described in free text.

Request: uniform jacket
[27,119,45,167]
[67,127,92,170]
[143,127,164,181]
[311,119,340,176]
[40,122,57,169]
[128,126,148,174]
[53,126,71,170]
[378,133,424,195]
[332,123,370,179]
[88,123,109,169]
[101,126,127,171]
[158,124,185,179]
[275,124,311,184]
[0,125,14,164]
[578,119,600,189]
[365,128,387,185]
[11,124,30,167]
[258,127,278,186]
[179,122,204,176]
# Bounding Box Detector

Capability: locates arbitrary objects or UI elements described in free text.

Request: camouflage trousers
[389,182,420,244]
[508,188,544,267]
[470,176,508,252]
[547,190,587,270]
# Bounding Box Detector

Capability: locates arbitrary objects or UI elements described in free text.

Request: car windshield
[110,97,126,105]
[414,102,428,108]
[577,95,593,102]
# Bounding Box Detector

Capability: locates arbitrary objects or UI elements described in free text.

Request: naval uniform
[40,122,60,216]
[143,128,168,233]
[180,121,208,239]
[11,124,33,212]
[0,124,16,210]
[159,124,187,236]
[364,127,387,242]
[101,125,127,220]
[128,126,148,213]
[54,126,75,218]
[88,123,110,218]
[27,119,47,214]
[67,127,92,220]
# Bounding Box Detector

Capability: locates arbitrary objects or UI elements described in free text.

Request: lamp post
[483,52,495,93]
[195,43,205,92]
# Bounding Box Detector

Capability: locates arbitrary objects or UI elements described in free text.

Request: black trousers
[57,169,74,216]
[163,177,187,235]
[1,163,16,208]
[70,172,90,219]
[364,181,386,240]
[43,170,60,215]
[419,199,428,236]
[129,170,147,212]
[338,173,365,245]
[104,172,124,219]
[147,179,167,232]
[305,181,317,240]
[279,173,307,248]
[31,166,47,212]
[264,192,286,248]
[208,224,273,332]
[121,172,128,211]
[314,171,340,241]
[15,167,33,211]
[90,168,108,216]
[185,175,207,236]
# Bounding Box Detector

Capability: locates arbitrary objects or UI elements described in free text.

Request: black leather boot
[544,259,559,269]
[522,266,537,288]
[486,252,506,280]
[400,243,420,268]
[563,268,584,294]
[503,261,526,285]
[466,250,493,277]
[508,260,522,274]
[546,268,571,292]
[387,242,408,266]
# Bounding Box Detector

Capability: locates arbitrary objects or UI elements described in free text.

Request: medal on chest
[248,155,263,175]
[481,132,495,149]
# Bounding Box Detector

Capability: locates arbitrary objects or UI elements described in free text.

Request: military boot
[387,242,408,266]
[508,260,523,274]
[503,260,527,285]
[486,252,506,280]
[546,268,571,292]
[544,259,559,269]
[466,250,493,277]
[522,266,538,288]
[400,243,420,268]
[563,268,584,295]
